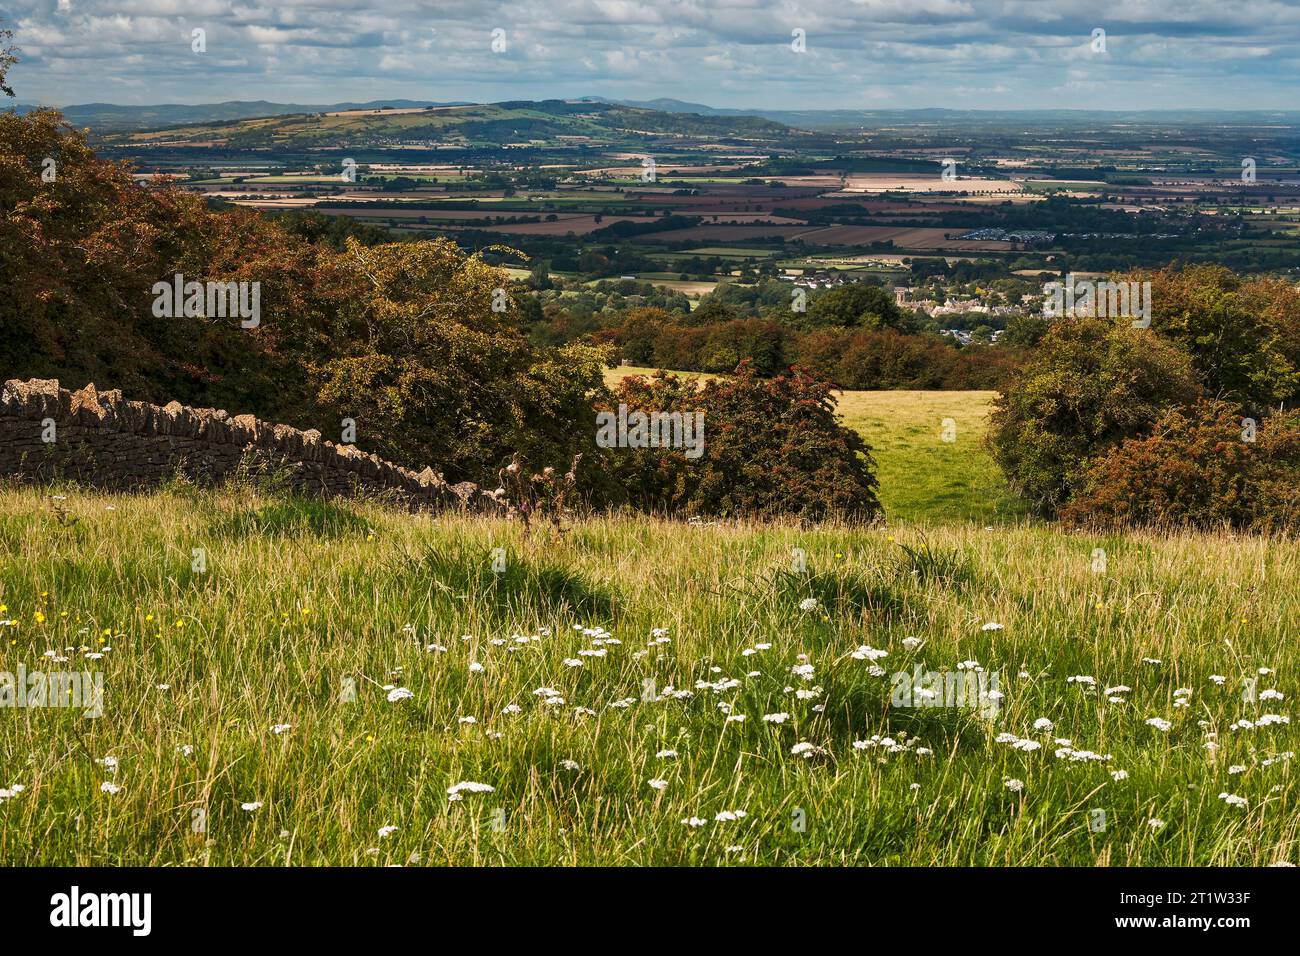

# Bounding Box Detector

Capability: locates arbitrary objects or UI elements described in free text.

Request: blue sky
[4,0,1300,110]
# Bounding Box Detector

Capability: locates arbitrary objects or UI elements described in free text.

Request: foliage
[603,363,883,523]
[1061,400,1300,533]
[987,317,1203,514]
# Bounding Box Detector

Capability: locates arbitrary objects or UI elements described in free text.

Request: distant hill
[21,95,1300,139]
[92,99,797,150]
[14,99,470,131]
[582,96,1300,132]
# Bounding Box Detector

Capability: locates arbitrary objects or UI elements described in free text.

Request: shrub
[601,363,883,522]
[1061,400,1300,533]
[987,317,1202,513]
[1144,265,1300,409]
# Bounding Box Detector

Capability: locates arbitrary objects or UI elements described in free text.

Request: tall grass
[0,484,1295,865]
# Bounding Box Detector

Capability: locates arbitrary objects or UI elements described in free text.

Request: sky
[4,0,1300,110]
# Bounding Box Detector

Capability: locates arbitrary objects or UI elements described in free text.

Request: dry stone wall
[0,379,496,511]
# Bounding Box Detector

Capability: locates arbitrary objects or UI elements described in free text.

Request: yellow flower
[175,619,185,629]
[33,611,45,624]
[145,614,154,623]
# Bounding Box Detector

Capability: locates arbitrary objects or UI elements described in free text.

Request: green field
[1,387,1294,866]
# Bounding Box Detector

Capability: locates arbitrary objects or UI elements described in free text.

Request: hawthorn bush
[599,364,883,523]
[1061,400,1300,533]
[987,318,1203,513]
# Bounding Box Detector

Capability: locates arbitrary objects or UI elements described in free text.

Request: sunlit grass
[0,484,1294,865]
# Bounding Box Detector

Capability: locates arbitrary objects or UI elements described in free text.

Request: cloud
[3,0,1299,108]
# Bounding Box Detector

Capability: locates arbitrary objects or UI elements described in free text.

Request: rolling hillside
[98,99,797,150]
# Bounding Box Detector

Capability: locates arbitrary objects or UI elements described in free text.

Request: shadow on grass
[207,497,371,540]
[770,566,910,621]
[399,540,618,624]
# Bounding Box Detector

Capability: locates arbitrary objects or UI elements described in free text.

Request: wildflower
[387,687,414,703]
[681,816,707,827]
[1004,778,1024,792]
[981,622,1003,632]
[1145,717,1172,733]
[1228,765,1247,775]
[655,749,678,759]
[1260,689,1284,701]
[1067,675,1096,686]
[714,810,747,822]
[468,662,484,673]
[791,741,826,758]
[790,663,815,680]
[270,724,292,735]
[240,800,262,811]
[1033,718,1054,732]
[1110,770,1129,781]
[1148,818,1165,830]
[902,637,922,650]
[377,825,399,838]
[560,760,580,771]
[647,778,669,791]
[798,598,819,612]
[1209,675,1226,685]
[446,781,494,801]
[1218,792,1248,809]
[850,645,888,662]
[762,712,790,724]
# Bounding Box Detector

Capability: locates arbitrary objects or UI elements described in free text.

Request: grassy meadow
[0,387,1296,866]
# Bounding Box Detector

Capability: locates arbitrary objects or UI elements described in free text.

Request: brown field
[793,225,1018,250]
[630,220,1021,249]
[631,224,812,242]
